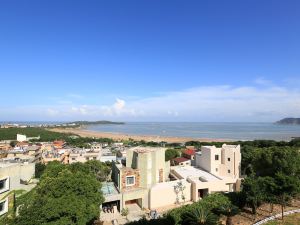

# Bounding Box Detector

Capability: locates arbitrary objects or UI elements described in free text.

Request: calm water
[86,122,300,141]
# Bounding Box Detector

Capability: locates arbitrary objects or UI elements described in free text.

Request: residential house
[0,159,35,216]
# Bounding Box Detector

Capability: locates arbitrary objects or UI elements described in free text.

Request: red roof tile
[173,157,190,163]
[183,149,196,155]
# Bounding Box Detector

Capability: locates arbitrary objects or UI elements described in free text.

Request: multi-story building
[6,145,42,163]
[0,159,35,216]
[106,144,242,213]
[69,148,101,164]
[110,147,170,210]
[195,144,241,179]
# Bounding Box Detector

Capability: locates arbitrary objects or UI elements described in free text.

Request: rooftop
[183,149,196,155]
[173,157,190,163]
[0,157,35,166]
[131,146,165,154]
[173,166,221,182]
[101,182,119,196]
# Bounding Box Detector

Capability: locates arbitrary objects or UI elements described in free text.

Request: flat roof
[130,146,165,154]
[173,166,221,182]
[101,182,119,196]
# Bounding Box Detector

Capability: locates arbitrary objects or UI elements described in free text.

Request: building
[195,144,241,179]
[0,159,35,216]
[0,142,11,151]
[17,134,27,142]
[41,147,70,164]
[173,157,191,166]
[182,148,196,160]
[69,148,101,164]
[53,140,66,149]
[6,145,42,163]
[16,134,40,142]
[107,144,242,214]
[111,147,170,210]
[26,145,42,162]
[100,148,117,162]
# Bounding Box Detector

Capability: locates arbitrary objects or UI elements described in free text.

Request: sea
[85,122,300,141]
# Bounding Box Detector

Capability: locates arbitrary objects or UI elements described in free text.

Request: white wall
[149,180,191,209]
[17,134,27,142]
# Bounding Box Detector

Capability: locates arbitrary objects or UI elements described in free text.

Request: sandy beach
[49,127,230,143]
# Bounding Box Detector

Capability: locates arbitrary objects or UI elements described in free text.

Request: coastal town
[1,1,300,225]
[0,126,300,225]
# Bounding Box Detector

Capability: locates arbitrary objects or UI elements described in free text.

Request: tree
[40,161,66,179]
[214,204,239,225]
[35,163,46,178]
[181,205,218,225]
[68,160,111,182]
[241,176,264,214]
[272,172,300,220]
[14,168,104,225]
[165,149,181,162]
[252,147,300,177]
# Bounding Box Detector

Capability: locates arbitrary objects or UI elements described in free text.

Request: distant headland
[276,118,300,125]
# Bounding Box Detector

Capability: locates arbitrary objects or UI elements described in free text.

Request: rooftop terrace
[173,166,221,182]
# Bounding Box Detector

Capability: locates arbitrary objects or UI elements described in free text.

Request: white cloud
[2,83,300,122]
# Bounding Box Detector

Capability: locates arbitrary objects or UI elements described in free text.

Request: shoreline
[49,128,232,143]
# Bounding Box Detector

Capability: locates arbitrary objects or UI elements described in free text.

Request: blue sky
[0,0,300,122]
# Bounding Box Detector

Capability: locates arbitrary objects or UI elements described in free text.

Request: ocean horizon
[84,122,300,141]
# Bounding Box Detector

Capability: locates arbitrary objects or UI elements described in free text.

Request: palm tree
[214,204,239,225]
[181,206,218,225]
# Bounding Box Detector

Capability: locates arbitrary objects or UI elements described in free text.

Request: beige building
[0,159,35,216]
[195,144,241,179]
[111,147,170,210]
[6,145,42,163]
[107,144,242,214]
[69,149,101,164]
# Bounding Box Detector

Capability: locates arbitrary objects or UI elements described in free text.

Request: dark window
[215,155,219,160]
[0,202,4,212]
[228,170,231,173]
[93,157,97,160]
[0,179,6,190]
[126,176,135,186]
[228,158,230,161]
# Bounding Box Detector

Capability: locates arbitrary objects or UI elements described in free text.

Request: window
[72,158,76,160]
[0,202,4,212]
[93,157,97,160]
[126,176,135,186]
[228,170,231,173]
[0,180,5,190]
[0,178,8,194]
[216,168,218,172]
[228,158,231,162]
[0,199,8,216]
[86,157,89,161]
[215,155,219,160]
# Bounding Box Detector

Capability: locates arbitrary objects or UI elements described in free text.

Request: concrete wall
[149,180,191,209]
[190,179,231,202]
[122,189,148,209]
[196,144,241,179]
[126,147,167,189]
[17,134,26,142]
[0,163,35,202]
